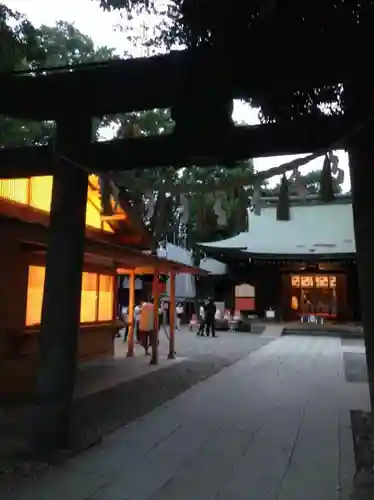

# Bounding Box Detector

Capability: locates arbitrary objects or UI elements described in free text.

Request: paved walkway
[4,336,370,500]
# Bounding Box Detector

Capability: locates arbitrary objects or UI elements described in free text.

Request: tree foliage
[0,10,117,148]
[96,0,374,121]
[0,4,45,72]
[261,169,343,197]
[112,109,254,245]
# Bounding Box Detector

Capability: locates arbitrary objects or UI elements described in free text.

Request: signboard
[235,283,255,298]
[290,275,336,289]
[235,297,255,311]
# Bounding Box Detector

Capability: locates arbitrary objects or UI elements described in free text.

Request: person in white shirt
[176,302,184,330]
[134,304,141,342]
[197,302,206,336]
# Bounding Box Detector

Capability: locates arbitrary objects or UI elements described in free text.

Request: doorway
[290,274,337,318]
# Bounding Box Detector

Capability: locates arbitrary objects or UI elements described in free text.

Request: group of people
[197,297,217,338]
[119,299,184,356]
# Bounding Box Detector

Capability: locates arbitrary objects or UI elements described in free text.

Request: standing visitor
[197,301,206,336]
[139,300,154,356]
[176,302,184,330]
[158,300,164,332]
[134,303,141,343]
[122,306,129,342]
[205,297,217,337]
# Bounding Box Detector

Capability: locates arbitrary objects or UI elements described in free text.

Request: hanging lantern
[319,154,335,203]
[277,174,290,221]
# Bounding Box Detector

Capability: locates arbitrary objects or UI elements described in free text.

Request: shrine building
[0,174,202,402]
[197,195,359,322]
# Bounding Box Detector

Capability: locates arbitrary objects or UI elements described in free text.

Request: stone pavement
[3,336,370,500]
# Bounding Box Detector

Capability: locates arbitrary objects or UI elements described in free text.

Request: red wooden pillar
[168,271,176,359]
[150,271,159,365]
[126,271,136,357]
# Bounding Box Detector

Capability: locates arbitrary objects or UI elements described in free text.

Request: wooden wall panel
[0,324,116,402]
[0,237,28,333]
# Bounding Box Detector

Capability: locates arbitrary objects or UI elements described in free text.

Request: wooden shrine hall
[0,170,203,404]
[1,1,374,455]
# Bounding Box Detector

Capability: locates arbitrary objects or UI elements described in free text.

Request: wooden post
[346,78,374,413]
[32,115,91,455]
[168,271,176,359]
[126,271,136,357]
[150,271,159,365]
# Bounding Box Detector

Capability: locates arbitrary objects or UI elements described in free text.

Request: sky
[6,0,351,191]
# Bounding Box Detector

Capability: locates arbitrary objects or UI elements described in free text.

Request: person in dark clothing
[205,298,217,337]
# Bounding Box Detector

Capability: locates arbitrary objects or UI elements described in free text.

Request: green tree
[0,16,117,147]
[111,108,255,246]
[0,4,45,72]
[261,169,343,197]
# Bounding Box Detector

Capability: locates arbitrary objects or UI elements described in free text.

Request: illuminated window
[98,274,114,321]
[0,175,115,233]
[0,178,28,204]
[25,266,114,326]
[25,266,46,326]
[80,272,98,323]
[29,176,53,212]
[85,198,103,231]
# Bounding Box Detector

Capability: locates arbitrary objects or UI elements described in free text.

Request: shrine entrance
[288,273,342,320]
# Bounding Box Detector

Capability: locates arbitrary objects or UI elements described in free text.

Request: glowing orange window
[98,274,114,322]
[80,272,98,323]
[25,265,46,326]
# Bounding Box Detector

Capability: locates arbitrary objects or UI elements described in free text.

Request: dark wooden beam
[0,116,350,178]
[0,32,371,120]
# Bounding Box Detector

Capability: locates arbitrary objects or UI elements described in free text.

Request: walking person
[205,297,217,338]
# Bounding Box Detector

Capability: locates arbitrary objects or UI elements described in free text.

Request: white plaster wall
[157,244,196,299]
[200,258,227,275]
